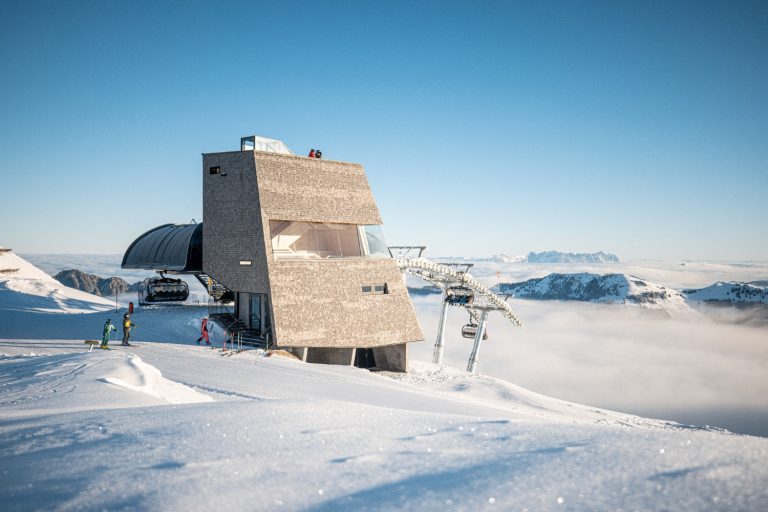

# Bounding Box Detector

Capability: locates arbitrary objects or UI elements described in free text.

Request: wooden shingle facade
[202,147,423,371]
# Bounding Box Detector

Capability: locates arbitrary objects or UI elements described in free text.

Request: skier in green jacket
[101,319,117,349]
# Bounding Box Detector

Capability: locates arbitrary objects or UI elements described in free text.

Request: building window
[362,283,388,295]
[361,225,390,258]
[270,221,362,259]
[209,166,221,175]
[269,221,392,260]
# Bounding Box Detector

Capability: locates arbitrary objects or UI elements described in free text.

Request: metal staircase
[206,304,269,349]
[194,273,234,302]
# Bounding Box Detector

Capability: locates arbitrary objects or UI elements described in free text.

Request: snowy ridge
[497,272,768,309]
[0,250,113,313]
[525,251,620,264]
[499,272,687,310]
[483,251,620,264]
[684,281,768,304]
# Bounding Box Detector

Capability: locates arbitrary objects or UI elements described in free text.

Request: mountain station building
[123,136,423,371]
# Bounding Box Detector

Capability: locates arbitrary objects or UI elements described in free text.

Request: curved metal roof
[121,223,203,272]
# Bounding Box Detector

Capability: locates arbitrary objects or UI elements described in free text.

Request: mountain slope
[499,272,686,309]
[0,249,113,313]
[53,268,141,297]
[1,339,766,511]
[684,281,768,304]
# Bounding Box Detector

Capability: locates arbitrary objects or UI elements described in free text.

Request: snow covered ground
[2,339,767,511]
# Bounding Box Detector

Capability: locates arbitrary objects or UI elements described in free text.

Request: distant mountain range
[498,273,767,307]
[476,251,621,264]
[408,272,768,309]
[53,269,141,297]
[498,273,682,307]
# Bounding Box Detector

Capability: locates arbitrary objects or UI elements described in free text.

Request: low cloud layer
[411,296,768,436]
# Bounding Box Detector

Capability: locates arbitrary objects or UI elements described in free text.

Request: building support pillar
[350,348,357,366]
[467,309,488,374]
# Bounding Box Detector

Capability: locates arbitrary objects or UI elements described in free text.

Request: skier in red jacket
[196,317,210,345]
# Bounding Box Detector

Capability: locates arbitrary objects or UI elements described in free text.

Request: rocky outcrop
[53,269,141,297]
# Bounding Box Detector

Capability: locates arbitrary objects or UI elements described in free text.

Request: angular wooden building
[201,137,423,371]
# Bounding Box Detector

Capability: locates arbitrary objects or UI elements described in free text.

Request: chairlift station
[122,136,521,373]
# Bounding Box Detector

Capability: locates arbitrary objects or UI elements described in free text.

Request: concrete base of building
[286,343,408,372]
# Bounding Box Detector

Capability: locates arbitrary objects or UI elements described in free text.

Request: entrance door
[249,294,262,333]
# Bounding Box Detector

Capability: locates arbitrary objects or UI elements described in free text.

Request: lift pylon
[396,256,522,373]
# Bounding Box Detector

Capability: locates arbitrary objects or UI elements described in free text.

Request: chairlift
[141,275,189,303]
[445,285,474,306]
[461,323,488,340]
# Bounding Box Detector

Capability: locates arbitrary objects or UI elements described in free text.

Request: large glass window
[362,225,390,258]
[270,221,391,260]
[270,221,362,259]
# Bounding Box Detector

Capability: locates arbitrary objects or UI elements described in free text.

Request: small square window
[362,283,388,295]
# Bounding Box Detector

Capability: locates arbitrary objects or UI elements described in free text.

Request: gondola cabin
[140,276,189,303]
[462,323,488,340]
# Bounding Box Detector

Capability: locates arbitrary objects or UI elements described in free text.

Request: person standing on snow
[122,313,136,346]
[101,318,117,349]
[196,317,210,345]
[308,149,315,158]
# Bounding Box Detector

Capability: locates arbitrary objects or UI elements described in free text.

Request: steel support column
[467,309,488,374]
[432,287,449,364]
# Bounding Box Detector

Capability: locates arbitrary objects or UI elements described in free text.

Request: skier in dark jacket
[122,313,136,346]
[315,149,322,159]
[101,319,117,349]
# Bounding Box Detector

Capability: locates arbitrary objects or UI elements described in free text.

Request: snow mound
[0,250,113,313]
[98,353,213,404]
[0,350,211,415]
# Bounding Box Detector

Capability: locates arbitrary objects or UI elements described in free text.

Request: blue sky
[1,0,766,260]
